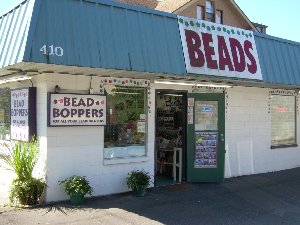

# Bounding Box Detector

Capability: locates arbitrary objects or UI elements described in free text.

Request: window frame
[198,1,223,24]
[0,88,10,141]
[216,9,223,24]
[270,94,297,149]
[205,0,215,22]
[197,5,205,20]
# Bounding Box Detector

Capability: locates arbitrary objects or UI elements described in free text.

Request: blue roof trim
[2,0,300,87]
[254,32,300,47]
[23,0,186,75]
[255,33,300,85]
[0,0,36,67]
[23,0,42,62]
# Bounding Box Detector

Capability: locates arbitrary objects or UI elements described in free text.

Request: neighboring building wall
[113,0,253,30]
[114,0,158,8]
[225,86,300,177]
[178,0,253,30]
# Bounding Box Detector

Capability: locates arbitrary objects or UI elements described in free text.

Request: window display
[0,88,10,140]
[104,87,147,159]
[156,93,183,184]
[271,95,296,147]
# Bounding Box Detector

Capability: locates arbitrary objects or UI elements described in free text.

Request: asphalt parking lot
[1,167,300,225]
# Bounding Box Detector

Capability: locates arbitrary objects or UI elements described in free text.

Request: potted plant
[59,175,93,205]
[126,169,151,197]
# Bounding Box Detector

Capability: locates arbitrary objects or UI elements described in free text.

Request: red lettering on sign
[229,38,246,72]
[244,40,257,74]
[276,108,288,113]
[184,29,259,76]
[217,35,234,71]
[185,30,205,67]
[202,33,218,69]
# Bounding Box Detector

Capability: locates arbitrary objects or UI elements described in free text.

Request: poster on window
[194,131,218,168]
[10,88,36,141]
[137,119,146,133]
[188,107,194,124]
[48,93,106,126]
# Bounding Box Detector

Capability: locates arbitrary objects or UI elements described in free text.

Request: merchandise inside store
[155,91,186,186]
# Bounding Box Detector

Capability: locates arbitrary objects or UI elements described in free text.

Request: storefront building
[1,0,300,204]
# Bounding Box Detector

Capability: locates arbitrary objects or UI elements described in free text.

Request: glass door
[187,93,225,182]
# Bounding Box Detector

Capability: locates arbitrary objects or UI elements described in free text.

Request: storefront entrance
[187,93,225,182]
[155,91,225,186]
[155,91,187,186]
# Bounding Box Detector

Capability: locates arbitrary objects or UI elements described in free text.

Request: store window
[205,0,215,22]
[271,95,296,147]
[104,86,147,159]
[0,88,10,140]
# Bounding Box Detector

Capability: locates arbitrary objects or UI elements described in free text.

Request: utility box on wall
[10,87,37,141]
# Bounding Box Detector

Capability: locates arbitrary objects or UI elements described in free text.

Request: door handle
[220,134,225,142]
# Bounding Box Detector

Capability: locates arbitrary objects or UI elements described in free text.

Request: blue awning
[1,0,300,86]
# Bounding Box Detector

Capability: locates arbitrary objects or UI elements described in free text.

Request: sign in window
[271,95,296,147]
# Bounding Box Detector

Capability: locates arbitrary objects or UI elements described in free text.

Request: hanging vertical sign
[10,87,37,141]
[178,16,262,80]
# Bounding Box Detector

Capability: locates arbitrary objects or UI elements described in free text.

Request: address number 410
[40,45,64,56]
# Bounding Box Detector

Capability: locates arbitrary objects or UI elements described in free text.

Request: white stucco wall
[2,73,300,204]
[0,161,15,205]
[44,74,156,202]
[225,86,300,177]
[44,77,300,202]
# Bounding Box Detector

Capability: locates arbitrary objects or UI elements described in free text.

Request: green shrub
[0,139,39,180]
[126,169,151,191]
[10,177,45,205]
[59,176,93,196]
[0,138,45,205]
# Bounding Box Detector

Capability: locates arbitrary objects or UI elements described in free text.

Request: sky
[0,0,299,42]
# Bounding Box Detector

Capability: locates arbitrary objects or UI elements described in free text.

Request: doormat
[165,183,194,192]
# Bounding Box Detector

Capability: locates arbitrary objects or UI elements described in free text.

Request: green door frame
[187,93,225,182]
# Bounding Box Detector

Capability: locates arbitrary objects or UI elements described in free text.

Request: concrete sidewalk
[1,167,300,225]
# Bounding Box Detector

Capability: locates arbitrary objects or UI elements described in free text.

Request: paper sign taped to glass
[137,120,146,133]
[194,131,218,168]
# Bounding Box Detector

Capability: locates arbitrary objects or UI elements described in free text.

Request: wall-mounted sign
[48,93,106,126]
[178,16,262,80]
[11,88,37,141]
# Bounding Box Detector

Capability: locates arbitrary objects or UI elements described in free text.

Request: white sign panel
[178,16,262,80]
[11,89,29,141]
[137,119,146,133]
[49,94,106,126]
